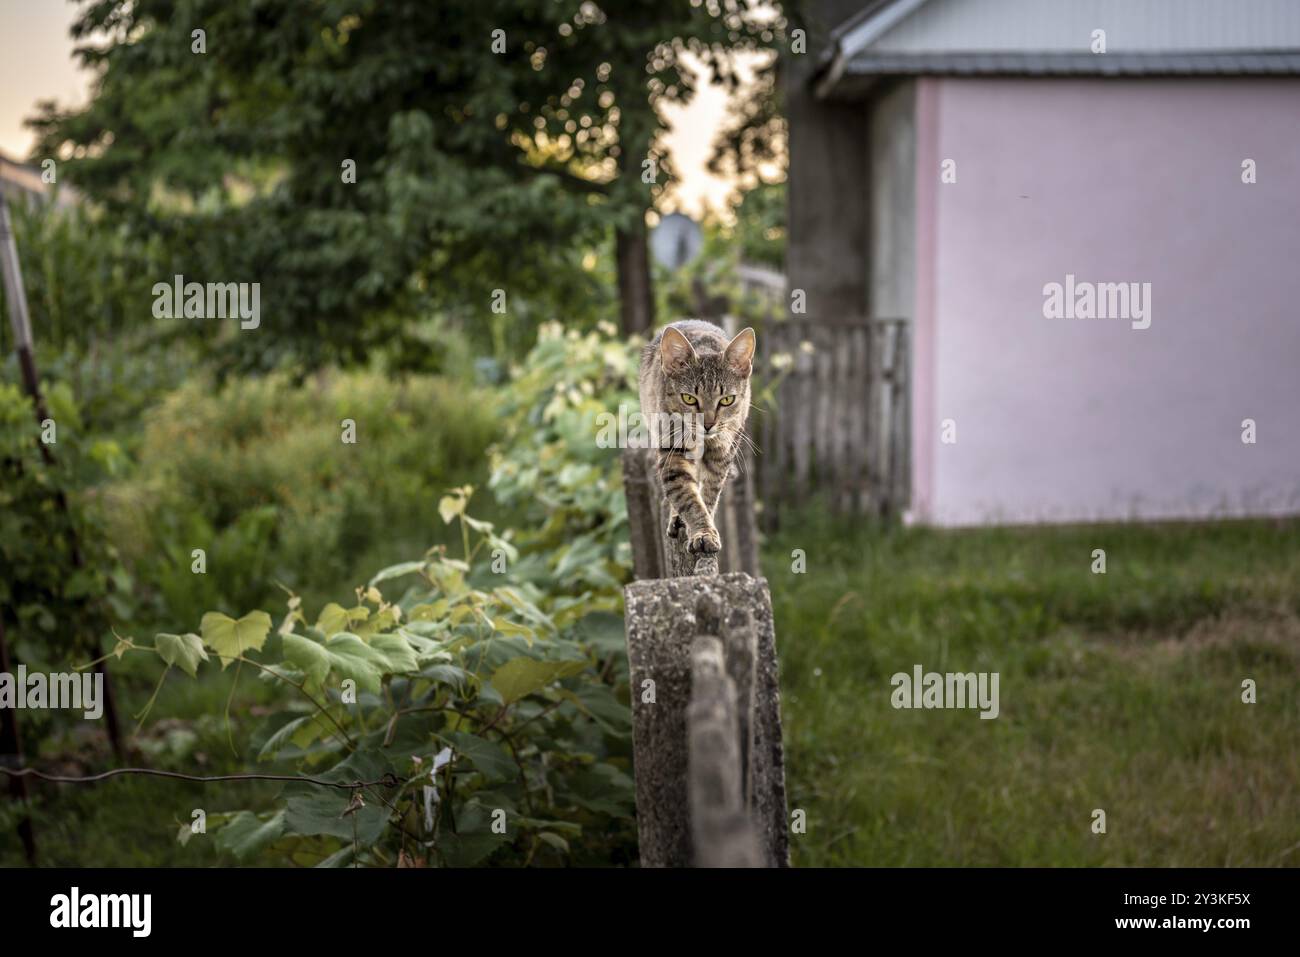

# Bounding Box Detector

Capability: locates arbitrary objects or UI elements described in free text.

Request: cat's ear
[724,327,756,376]
[660,326,697,373]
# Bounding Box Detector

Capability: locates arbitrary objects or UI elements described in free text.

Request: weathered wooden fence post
[621,446,790,867]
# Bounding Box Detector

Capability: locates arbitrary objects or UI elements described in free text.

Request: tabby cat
[638,319,756,555]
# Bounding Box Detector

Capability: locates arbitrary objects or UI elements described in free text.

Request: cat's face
[658,327,755,442]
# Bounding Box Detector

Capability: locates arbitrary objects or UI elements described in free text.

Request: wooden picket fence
[747,315,911,528]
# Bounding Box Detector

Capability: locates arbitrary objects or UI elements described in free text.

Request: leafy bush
[101,368,499,629]
[1,337,202,754]
[0,196,163,352]
[114,489,636,866]
[0,379,130,667]
[488,320,641,598]
[730,181,786,272]
[14,322,651,866]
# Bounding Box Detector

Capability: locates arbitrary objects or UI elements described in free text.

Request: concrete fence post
[623,567,790,866]
[688,632,762,867]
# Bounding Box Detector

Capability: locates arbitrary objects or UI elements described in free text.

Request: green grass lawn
[765,513,1300,867]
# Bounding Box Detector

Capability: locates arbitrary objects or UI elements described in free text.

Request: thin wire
[0,766,400,790]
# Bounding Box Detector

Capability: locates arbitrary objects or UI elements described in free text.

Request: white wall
[912,77,1300,525]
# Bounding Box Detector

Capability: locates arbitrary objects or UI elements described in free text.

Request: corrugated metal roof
[815,0,1300,98]
[846,50,1300,76]
[872,0,1300,54]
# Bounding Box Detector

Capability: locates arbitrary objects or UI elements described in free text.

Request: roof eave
[818,50,1300,99]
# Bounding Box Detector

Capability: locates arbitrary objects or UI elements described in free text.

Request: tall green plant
[0,196,161,353]
[0,380,131,669]
[106,488,636,866]
[101,368,499,628]
[488,321,641,596]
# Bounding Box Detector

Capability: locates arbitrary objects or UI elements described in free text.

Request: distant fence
[747,315,911,527]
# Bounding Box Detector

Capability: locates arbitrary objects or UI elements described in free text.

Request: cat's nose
[704,413,716,430]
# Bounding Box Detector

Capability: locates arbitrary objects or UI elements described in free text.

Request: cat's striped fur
[638,319,756,556]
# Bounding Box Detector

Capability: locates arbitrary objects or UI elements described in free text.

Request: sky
[0,1,748,219]
[0,2,93,160]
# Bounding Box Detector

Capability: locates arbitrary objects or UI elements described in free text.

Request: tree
[709,47,788,273]
[709,47,787,202]
[30,0,787,366]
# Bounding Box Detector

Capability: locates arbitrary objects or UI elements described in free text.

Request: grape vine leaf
[283,752,394,843]
[216,810,286,860]
[490,657,587,704]
[154,632,208,677]
[200,611,273,668]
[444,731,514,784]
[282,631,418,693]
[316,602,369,638]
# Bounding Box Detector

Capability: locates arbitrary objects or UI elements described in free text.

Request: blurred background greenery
[2,0,1296,867]
[0,0,792,867]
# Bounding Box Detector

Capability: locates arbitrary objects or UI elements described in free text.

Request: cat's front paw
[687,526,721,555]
[666,512,685,539]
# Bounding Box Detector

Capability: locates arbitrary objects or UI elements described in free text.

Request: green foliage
[100,368,499,627]
[32,0,787,369]
[117,489,636,867]
[26,334,199,453]
[708,46,786,202]
[0,342,192,751]
[0,379,131,668]
[730,180,786,271]
[488,321,641,596]
[0,197,164,353]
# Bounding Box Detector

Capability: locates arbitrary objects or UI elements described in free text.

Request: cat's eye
[718,395,736,407]
[681,393,699,406]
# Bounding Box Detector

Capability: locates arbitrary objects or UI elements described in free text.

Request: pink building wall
[912,77,1300,526]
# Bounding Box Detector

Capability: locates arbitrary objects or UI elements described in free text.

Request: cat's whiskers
[731,428,761,477]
